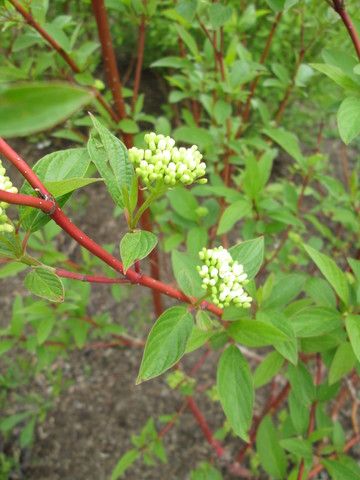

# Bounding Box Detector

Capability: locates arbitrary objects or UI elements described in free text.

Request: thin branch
[332,0,360,59]
[132,9,147,112]
[55,268,131,284]
[0,190,54,213]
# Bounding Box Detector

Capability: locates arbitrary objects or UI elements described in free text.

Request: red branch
[186,396,225,458]
[240,12,283,125]
[332,0,360,59]
[132,11,147,112]
[0,138,221,318]
[0,190,54,213]
[55,268,130,284]
[91,0,127,123]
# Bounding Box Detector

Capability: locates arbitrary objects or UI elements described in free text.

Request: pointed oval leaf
[120,230,158,273]
[137,306,193,383]
[217,345,254,440]
[24,267,64,303]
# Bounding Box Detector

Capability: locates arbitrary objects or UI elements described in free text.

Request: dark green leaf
[120,230,158,273]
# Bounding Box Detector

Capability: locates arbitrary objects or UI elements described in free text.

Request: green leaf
[185,327,213,354]
[290,306,342,337]
[0,82,93,137]
[322,459,360,480]
[345,314,360,362]
[217,345,253,440]
[118,118,139,134]
[229,237,264,279]
[311,63,359,90]
[137,306,193,382]
[174,25,199,58]
[24,267,64,302]
[120,230,157,273]
[217,200,251,235]
[0,232,22,259]
[329,342,356,385]
[20,416,36,448]
[190,462,223,479]
[279,437,312,460]
[263,127,304,165]
[168,187,198,221]
[228,319,289,347]
[36,315,55,344]
[173,126,213,149]
[151,56,190,69]
[20,148,91,231]
[43,177,101,197]
[303,244,349,305]
[0,412,32,433]
[87,115,134,208]
[208,4,233,28]
[171,251,203,297]
[254,351,284,388]
[256,416,287,479]
[111,449,140,480]
[337,97,360,144]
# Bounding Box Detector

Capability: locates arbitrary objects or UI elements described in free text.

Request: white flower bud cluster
[0,160,17,233]
[128,132,207,188]
[197,246,252,309]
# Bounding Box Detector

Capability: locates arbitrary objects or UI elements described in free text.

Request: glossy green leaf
[228,319,289,347]
[303,244,349,305]
[229,237,264,279]
[24,267,64,303]
[20,148,91,231]
[44,177,101,197]
[217,345,253,440]
[0,82,93,137]
[137,306,193,382]
[120,230,157,273]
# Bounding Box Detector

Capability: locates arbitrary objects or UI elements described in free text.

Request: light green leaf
[88,115,134,208]
[20,148,91,231]
[217,345,253,440]
[345,314,360,362]
[137,306,193,382]
[151,56,190,69]
[229,237,264,279]
[208,4,232,28]
[118,118,139,134]
[24,267,64,302]
[175,25,199,58]
[171,250,203,297]
[173,126,213,149]
[263,127,304,165]
[217,200,251,235]
[228,319,289,347]
[303,244,349,305]
[0,82,93,137]
[256,416,287,479]
[120,230,157,273]
[111,449,140,480]
[337,97,360,144]
[322,459,360,480]
[290,306,342,337]
[44,177,101,197]
[329,342,356,384]
[254,351,284,388]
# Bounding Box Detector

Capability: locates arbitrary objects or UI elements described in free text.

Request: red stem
[132,11,147,112]
[240,12,283,125]
[0,190,54,213]
[55,268,130,284]
[186,396,225,458]
[0,138,221,318]
[332,0,360,59]
[91,0,127,120]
